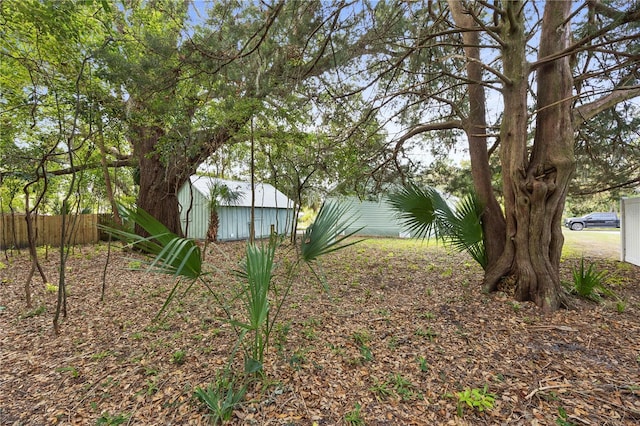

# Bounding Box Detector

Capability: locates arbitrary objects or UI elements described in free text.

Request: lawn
[1,238,639,425]
[562,228,620,260]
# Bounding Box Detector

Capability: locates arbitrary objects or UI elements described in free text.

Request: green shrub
[455,385,495,416]
[567,258,611,301]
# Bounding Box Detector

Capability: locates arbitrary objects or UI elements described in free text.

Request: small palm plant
[103,201,362,374]
[388,184,486,269]
[566,257,611,302]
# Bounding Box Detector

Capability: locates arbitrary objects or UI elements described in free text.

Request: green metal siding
[330,197,410,237]
[218,207,292,241]
[179,184,210,239]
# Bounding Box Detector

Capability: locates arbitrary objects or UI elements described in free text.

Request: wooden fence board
[0,214,100,249]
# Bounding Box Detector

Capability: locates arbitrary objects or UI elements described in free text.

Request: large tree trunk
[448,0,506,268]
[133,125,189,236]
[484,1,574,312]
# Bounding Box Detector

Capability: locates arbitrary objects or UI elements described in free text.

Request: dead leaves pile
[1,239,639,425]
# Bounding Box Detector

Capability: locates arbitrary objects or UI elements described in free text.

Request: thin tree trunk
[23,190,48,308]
[54,200,69,335]
[97,124,122,227]
[250,118,256,243]
[484,0,530,295]
[207,211,220,242]
[25,263,35,309]
[448,0,506,268]
[100,233,112,302]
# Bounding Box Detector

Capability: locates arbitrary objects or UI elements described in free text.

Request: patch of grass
[415,327,438,341]
[390,373,419,401]
[144,366,159,376]
[127,260,142,269]
[144,320,173,332]
[96,412,129,425]
[143,379,159,395]
[421,311,435,320]
[171,350,187,365]
[21,305,46,319]
[556,406,576,426]
[91,351,113,361]
[417,356,429,372]
[359,344,373,362]
[288,348,308,370]
[369,378,393,401]
[55,366,79,378]
[351,330,370,346]
[351,329,373,363]
[440,267,453,278]
[387,336,399,351]
[302,317,320,340]
[274,321,291,354]
[344,402,365,426]
[615,261,633,272]
[370,373,420,402]
[328,343,346,356]
[375,308,389,317]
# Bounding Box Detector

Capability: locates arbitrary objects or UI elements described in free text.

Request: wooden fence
[0,214,101,249]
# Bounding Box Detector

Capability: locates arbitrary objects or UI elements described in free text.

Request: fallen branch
[528,325,578,332]
[525,383,572,400]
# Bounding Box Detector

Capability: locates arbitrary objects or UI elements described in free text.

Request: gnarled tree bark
[483,1,575,312]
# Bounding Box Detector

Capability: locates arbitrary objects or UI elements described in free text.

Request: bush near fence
[0,214,103,249]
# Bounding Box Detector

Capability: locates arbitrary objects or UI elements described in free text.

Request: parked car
[564,212,620,231]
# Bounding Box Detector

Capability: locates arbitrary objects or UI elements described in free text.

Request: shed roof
[188,175,293,209]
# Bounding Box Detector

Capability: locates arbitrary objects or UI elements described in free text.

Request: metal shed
[178,175,294,241]
[328,196,411,238]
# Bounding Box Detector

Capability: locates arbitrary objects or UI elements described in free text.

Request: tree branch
[47,159,133,177]
[575,176,640,195]
[530,5,640,70]
[573,86,640,129]
[393,120,463,150]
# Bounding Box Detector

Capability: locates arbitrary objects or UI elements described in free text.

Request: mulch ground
[1,239,639,425]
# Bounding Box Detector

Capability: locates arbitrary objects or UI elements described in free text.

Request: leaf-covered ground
[1,238,639,425]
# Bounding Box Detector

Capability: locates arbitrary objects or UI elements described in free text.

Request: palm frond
[387,184,444,240]
[389,184,487,269]
[208,182,243,209]
[300,201,364,263]
[241,241,276,331]
[447,193,486,269]
[100,204,202,279]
